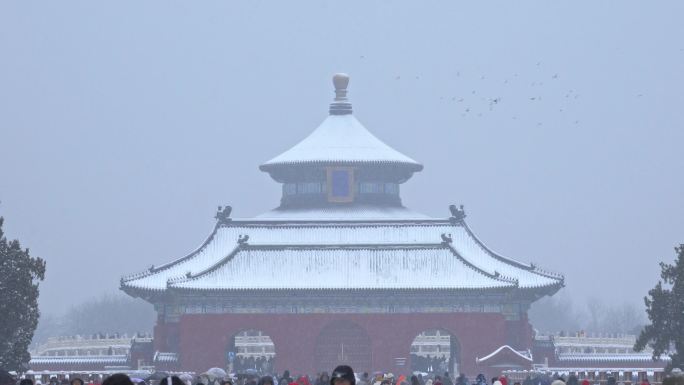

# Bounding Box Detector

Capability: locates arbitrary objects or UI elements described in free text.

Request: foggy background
[1,1,683,336]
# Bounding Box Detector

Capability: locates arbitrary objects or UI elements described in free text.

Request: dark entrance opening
[314,320,372,373]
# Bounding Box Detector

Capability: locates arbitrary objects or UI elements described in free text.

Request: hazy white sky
[1,1,683,316]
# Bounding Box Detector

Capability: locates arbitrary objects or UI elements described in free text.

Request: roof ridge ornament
[215,205,232,224]
[449,204,466,223]
[329,73,353,115]
[440,233,453,244]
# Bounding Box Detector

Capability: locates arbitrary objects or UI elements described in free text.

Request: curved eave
[119,283,167,299]
[166,242,242,286]
[121,234,242,295]
[442,241,518,286]
[514,280,565,297]
[168,242,519,292]
[120,222,222,285]
[444,238,563,294]
[460,219,565,284]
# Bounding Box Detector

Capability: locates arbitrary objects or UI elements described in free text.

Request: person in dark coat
[0,371,14,385]
[316,374,330,385]
[280,372,293,385]
[455,374,467,385]
[159,378,185,385]
[103,375,134,385]
[258,377,274,385]
[330,366,355,385]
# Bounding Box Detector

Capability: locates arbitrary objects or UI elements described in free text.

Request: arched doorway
[410,329,461,375]
[314,320,372,373]
[227,329,276,375]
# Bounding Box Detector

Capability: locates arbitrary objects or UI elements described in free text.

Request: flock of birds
[356,49,680,126]
[370,60,589,126]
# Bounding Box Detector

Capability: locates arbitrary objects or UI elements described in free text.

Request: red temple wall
[177,312,523,376]
[154,320,180,352]
[505,312,534,350]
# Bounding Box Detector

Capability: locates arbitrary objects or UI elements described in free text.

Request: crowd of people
[409,354,450,374]
[469,374,652,385]
[232,357,274,374]
[2,367,683,385]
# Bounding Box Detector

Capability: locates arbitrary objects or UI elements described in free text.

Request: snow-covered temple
[121,74,564,375]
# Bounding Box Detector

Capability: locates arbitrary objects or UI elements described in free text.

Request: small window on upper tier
[327,167,355,202]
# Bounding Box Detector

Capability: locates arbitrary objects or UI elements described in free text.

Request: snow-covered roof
[121,218,563,293]
[154,352,179,363]
[557,353,671,363]
[259,73,422,174]
[29,355,128,365]
[260,114,422,171]
[504,369,666,375]
[121,75,562,297]
[169,243,512,290]
[477,345,533,363]
[551,335,640,349]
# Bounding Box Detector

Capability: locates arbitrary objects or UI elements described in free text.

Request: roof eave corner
[258,163,271,172]
[119,281,140,299]
[534,280,565,299]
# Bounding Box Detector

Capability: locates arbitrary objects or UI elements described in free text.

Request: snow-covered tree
[0,217,46,372]
[635,244,684,372]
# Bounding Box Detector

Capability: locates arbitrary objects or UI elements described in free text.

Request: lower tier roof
[121,217,563,294]
[169,244,512,291]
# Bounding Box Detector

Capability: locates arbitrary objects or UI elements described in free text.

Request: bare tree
[529,292,582,334]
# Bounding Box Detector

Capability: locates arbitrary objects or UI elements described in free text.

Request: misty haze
[1,1,683,385]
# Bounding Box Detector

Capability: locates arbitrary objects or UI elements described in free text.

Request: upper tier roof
[121,217,563,294]
[260,114,422,171]
[259,74,423,175]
